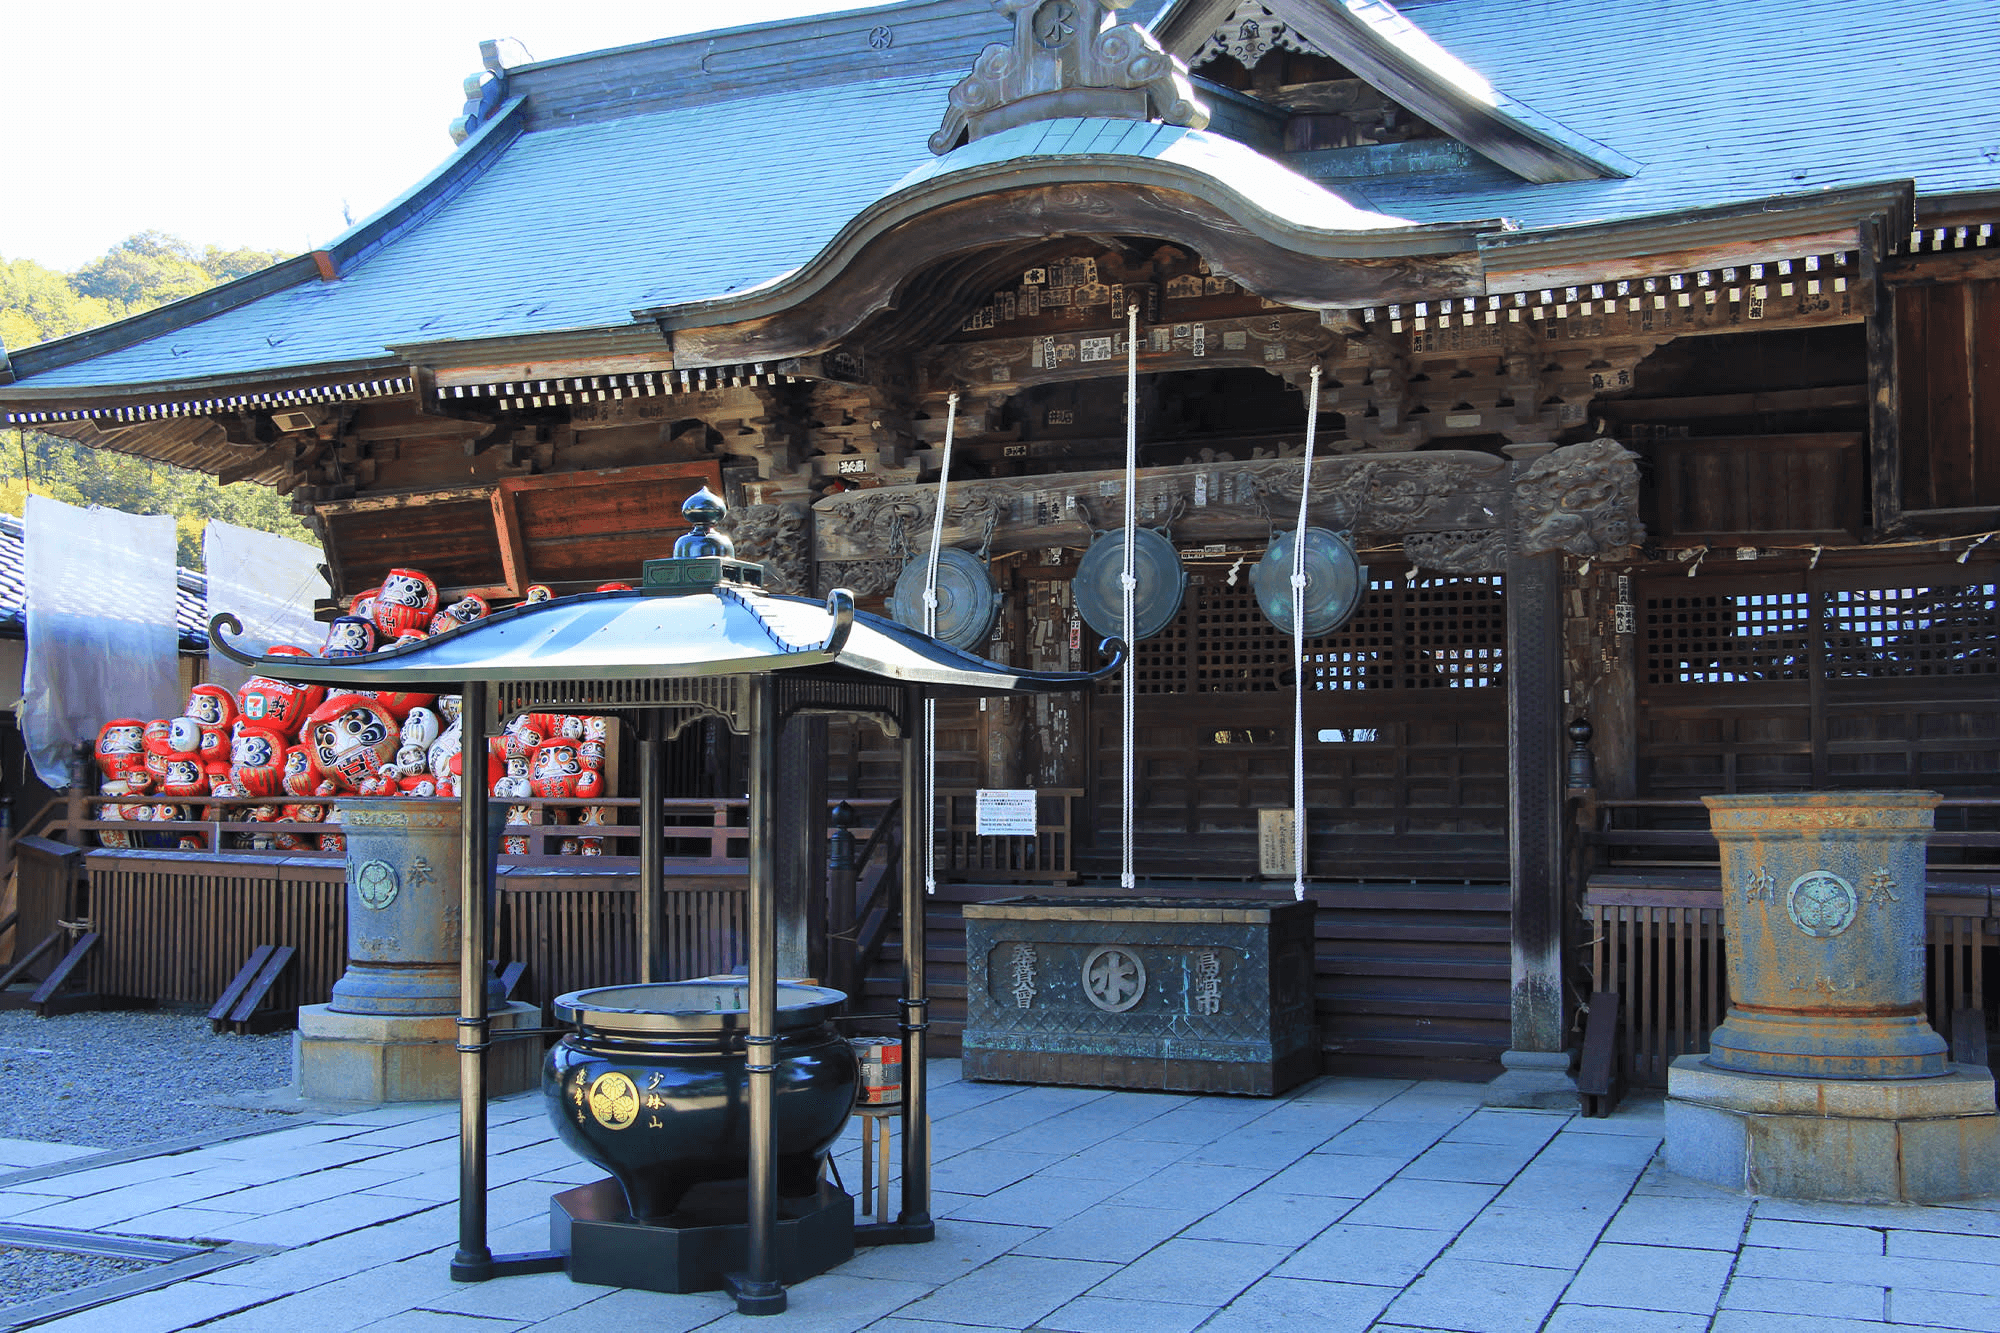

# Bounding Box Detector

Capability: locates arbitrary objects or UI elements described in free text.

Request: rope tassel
[1121,305,1139,891]
[1291,366,1321,902]
[922,392,959,896]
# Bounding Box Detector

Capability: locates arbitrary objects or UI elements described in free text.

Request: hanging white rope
[1121,305,1139,890]
[922,391,959,895]
[1291,366,1322,902]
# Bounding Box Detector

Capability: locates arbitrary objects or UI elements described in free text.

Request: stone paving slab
[1,1061,1997,1332]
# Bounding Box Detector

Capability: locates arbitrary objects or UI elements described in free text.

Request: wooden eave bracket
[1152,0,1637,183]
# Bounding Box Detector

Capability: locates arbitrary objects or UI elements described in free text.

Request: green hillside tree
[1,235,309,567]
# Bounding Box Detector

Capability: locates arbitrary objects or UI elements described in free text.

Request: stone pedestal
[1482,1049,1579,1109]
[296,1000,542,1103]
[1666,1055,1999,1202]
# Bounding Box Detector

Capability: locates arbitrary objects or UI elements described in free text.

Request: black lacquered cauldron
[544,981,857,1222]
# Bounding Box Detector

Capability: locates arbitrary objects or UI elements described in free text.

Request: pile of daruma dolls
[90,567,628,855]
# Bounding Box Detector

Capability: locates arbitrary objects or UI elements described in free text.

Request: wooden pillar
[1595,571,1639,801]
[1488,540,1574,1106]
[774,713,827,981]
[450,680,493,1280]
[1862,218,1904,538]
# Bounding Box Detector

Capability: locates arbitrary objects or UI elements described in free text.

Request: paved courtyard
[0,1061,1996,1332]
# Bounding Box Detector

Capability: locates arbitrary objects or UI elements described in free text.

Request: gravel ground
[0,1246,156,1310]
[0,1008,298,1150]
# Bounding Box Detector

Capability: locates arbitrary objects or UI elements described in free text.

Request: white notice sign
[976,789,1038,837]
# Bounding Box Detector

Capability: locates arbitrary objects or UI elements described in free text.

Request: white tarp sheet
[203,521,328,693]
[22,495,180,786]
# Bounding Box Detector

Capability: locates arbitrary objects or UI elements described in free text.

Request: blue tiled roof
[889,117,1420,229]
[17,69,961,391]
[0,513,208,648]
[8,0,2000,396]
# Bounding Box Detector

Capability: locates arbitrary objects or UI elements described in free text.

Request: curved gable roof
[1153,0,1638,182]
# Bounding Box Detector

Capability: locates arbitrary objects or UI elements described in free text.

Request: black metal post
[897,686,933,1237]
[637,709,664,984]
[827,801,856,1000]
[728,674,786,1315]
[450,680,493,1281]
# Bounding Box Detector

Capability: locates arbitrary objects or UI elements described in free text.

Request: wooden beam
[1484,228,1861,296]
[495,458,720,497]
[490,487,529,597]
[313,484,499,516]
[1861,220,1904,536]
[1598,385,1866,420]
[1879,247,2000,287]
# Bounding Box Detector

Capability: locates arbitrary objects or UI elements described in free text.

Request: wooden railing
[1578,796,1998,1085]
[936,787,1081,883]
[8,792,912,1017]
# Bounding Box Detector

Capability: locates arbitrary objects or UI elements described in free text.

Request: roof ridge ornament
[1189,1,1321,70]
[929,0,1210,156]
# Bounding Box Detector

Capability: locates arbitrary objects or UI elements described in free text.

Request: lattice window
[1111,571,1505,693]
[1821,582,1998,678]
[1643,578,1996,686]
[1644,589,1811,686]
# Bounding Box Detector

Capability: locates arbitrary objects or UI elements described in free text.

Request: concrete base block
[295,1000,541,1104]
[1665,1055,2000,1202]
[1482,1048,1578,1109]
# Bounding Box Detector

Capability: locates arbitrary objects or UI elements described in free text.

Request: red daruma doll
[528,743,584,799]
[229,728,291,798]
[237,675,323,737]
[185,683,238,736]
[95,719,147,787]
[372,568,439,639]
[281,746,318,797]
[303,694,401,795]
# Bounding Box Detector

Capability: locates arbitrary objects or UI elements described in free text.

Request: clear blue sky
[4,0,896,272]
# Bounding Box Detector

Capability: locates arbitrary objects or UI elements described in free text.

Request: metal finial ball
[673,486,734,558]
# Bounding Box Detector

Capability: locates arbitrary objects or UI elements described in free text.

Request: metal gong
[1252,527,1367,636]
[1073,527,1187,643]
[886,547,1000,650]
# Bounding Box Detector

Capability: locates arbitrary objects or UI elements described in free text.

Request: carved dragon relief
[728,502,812,595]
[814,442,1646,569]
[931,0,1209,155]
[816,560,902,598]
[1402,530,1510,575]
[1514,438,1646,558]
[814,453,1510,561]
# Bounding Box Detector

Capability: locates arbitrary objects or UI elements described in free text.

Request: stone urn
[1702,790,1947,1079]
[328,797,463,1015]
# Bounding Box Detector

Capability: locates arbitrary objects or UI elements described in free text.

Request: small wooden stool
[855,1103,930,1225]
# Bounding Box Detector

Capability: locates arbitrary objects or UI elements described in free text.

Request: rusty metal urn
[1702,791,1947,1080]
